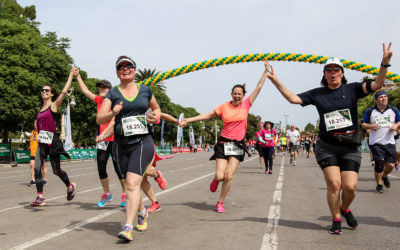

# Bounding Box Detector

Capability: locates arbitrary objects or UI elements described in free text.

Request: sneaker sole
[67,183,77,201]
[117,233,133,241]
[148,207,161,213]
[31,201,46,207]
[328,230,342,235]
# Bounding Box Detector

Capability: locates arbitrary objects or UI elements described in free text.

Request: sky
[19,0,400,130]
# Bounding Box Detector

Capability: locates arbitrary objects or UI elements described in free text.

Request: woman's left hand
[146,112,158,124]
[382,42,392,65]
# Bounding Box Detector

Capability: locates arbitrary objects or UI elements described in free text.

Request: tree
[304,122,318,134]
[0,1,73,142]
[135,68,167,92]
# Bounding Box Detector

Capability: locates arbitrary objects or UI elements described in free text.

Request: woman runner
[266,43,392,234]
[30,68,77,206]
[179,61,269,212]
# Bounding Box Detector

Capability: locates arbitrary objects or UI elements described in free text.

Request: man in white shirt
[286,124,300,166]
[362,91,400,193]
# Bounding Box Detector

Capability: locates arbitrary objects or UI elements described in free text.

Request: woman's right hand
[265,61,278,84]
[112,102,123,116]
[381,42,392,65]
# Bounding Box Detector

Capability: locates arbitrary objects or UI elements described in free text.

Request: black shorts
[370,144,396,164]
[315,139,361,172]
[30,156,35,160]
[211,142,245,162]
[289,145,299,153]
[113,134,155,178]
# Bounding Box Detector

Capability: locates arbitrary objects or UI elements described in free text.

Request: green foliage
[135,68,166,92]
[0,0,36,21]
[303,122,318,135]
[246,114,262,140]
[0,1,72,142]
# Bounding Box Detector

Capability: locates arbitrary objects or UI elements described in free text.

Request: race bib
[324,109,353,131]
[264,133,273,140]
[376,116,392,128]
[122,115,148,136]
[38,130,54,144]
[97,141,109,151]
[224,142,244,156]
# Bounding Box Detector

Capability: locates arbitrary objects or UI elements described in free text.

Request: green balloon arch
[137,52,399,85]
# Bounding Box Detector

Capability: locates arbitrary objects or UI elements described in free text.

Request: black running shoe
[29,180,36,186]
[329,220,342,234]
[43,180,48,185]
[289,158,293,165]
[340,207,358,229]
[376,184,384,193]
[382,177,390,189]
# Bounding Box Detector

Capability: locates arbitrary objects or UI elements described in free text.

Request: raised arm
[266,61,303,105]
[248,61,269,104]
[51,67,75,112]
[179,111,217,128]
[363,42,393,93]
[74,68,96,101]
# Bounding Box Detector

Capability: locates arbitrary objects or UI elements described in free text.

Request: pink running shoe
[265,170,269,174]
[155,171,167,190]
[148,201,161,213]
[210,178,219,192]
[216,202,225,213]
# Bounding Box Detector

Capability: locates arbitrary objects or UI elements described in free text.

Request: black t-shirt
[298,82,367,143]
[105,84,153,138]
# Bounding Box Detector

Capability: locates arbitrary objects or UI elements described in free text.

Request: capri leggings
[261,146,274,171]
[97,141,123,180]
[113,135,155,178]
[34,143,71,193]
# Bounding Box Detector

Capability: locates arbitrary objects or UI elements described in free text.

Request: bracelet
[381,63,391,68]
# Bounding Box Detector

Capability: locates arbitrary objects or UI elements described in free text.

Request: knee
[374,160,385,173]
[215,174,224,182]
[224,174,234,182]
[326,180,341,193]
[342,183,357,194]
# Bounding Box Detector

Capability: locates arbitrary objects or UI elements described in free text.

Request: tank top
[37,106,57,133]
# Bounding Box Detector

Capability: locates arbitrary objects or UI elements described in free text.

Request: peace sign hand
[382,42,392,65]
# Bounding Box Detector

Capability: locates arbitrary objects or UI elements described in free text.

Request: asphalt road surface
[1,151,399,250]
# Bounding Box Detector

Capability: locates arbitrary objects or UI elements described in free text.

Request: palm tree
[134,68,167,92]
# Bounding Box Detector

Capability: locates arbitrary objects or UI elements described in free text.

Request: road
[0,151,399,250]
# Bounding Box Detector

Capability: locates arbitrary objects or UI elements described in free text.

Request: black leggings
[34,143,71,193]
[97,141,123,180]
[261,147,274,171]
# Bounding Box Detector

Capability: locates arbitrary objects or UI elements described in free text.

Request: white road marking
[388,174,399,179]
[261,158,285,250]
[9,156,257,249]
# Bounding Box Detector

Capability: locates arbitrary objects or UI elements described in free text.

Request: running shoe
[395,162,399,171]
[265,170,269,174]
[135,209,148,231]
[210,178,219,192]
[43,180,48,185]
[155,170,167,190]
[370,161,375,167]
[293,161,296,166]
[328,219,342,234]
[30,196,46,207]
[67,183,77,201]
[268,170,272,175]
[340,206,359,229]
[118,224,133,241]
[29,180,36,186]
[376,184,384,193]
[97,193,113,207]
[382,177,390,189]
[289,158,293,165]
[121,193,127,207]
[148,201,161,213]
[216,202,225,213]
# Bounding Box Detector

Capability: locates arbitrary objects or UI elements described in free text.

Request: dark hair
[43,84,58,102]
[264,121,274,129]
[231,83,247,95]
[320,69,347,87]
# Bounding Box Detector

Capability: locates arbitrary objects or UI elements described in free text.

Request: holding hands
[179,118,188,128]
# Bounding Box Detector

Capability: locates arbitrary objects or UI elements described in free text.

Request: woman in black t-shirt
[265,43,392,235]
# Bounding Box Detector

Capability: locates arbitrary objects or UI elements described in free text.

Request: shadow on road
[318,215,400,228]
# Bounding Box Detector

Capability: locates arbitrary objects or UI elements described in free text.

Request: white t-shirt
[286,130,300,146]
[368,107,398,145]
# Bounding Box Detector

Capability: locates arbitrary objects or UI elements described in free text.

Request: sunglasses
[325,67,341,73]
[41,89,50,93]
[117,64,135,71]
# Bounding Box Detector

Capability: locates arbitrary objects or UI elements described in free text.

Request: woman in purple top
[31,67,77,207]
